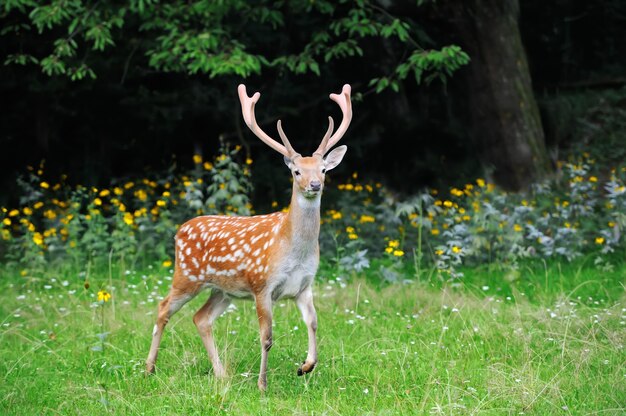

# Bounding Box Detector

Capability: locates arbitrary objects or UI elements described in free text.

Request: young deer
[146,84,352,390]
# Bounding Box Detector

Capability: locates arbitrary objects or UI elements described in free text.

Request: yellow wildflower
[385,247,393,254]
[388,240,400,248]
[204,161,213,170]
[8,209,19,217]
[393,250,404,257]
[431,228,440,236]
[2,218,11,226]
[348,233,358,240]
[123,213,134,225]
[452,246,461,254]
[246,158,253,165]
[33,232,44,246]
[345,184,354,191]
[346,226,355,233]
[97,290,111,302]
[595,237,604,245]
[156,200,166,207]
[163,191,171,198]
[608,221,615,228]
[135,189,147,201]
[124,181,134,189]
[40,182,50,189]
[476,178,485,187]
[23,207,33,215]
[443,200,453,208]
[332,211,342,220]
[162,260,172,268]
[43,209,57,219]
[34,202,44,209]
[513,224,523,232]
[451,188,464,197]
[435,249,444,256]
[360,214,375,223]
[99,189,110,197]
[94,198,102,206]
[114,187,123,195]
[193,154,203,164]
[589,176,597,183]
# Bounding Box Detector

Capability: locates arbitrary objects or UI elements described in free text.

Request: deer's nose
[310,181,322,191]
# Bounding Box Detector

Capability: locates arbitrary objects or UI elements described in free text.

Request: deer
[145,83,352,390]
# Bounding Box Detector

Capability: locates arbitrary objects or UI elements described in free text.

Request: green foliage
[0,143,252,270]
[2,150,625,281]
[2,0,469,88]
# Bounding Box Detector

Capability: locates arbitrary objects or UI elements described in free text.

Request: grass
[0,260,624,415]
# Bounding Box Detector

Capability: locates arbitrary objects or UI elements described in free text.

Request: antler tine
[313,116,334,157]
[320,84,352,155]
[276,120,300,158]
[237,84,290,157]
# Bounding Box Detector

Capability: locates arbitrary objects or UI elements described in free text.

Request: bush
[2,147,624,280]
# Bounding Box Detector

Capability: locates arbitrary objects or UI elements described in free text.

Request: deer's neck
[284,187,321,244]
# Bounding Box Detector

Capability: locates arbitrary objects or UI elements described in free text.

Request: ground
[1,261,624,415]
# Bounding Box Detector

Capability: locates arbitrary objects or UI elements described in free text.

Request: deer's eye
[294,170,301,176]
[321,168,326,174]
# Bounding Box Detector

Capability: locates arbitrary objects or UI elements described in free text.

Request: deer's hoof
[145,363,156,375]
[213,366,227,379]
[257,379,267,391]
[297,361,316,376]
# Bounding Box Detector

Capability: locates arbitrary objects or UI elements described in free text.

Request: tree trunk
[446,0,551,190]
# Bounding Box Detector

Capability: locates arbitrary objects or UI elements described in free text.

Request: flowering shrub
[0,143,252,272]
[1,149,624,280]
[318,153,625,279]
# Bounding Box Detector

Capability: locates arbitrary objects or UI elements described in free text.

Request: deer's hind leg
[193,290,231,378]
[146,276,197,374]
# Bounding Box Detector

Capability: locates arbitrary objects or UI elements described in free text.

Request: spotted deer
[146,84,352,390]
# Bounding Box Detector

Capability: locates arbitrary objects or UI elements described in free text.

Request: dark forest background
[1,0,625,208]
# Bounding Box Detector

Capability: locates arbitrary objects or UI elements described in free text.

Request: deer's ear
[284,156,293,169]
[324,145,347,171]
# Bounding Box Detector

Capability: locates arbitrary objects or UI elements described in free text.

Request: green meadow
[1,261,624,415]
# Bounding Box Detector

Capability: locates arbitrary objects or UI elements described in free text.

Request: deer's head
[238,84,352,200]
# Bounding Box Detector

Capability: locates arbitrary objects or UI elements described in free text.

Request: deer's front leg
[296,286,318,375]
[255,293,273,391]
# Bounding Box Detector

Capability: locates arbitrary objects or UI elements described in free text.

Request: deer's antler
[238,84,299,158]
[314,84,352,157]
